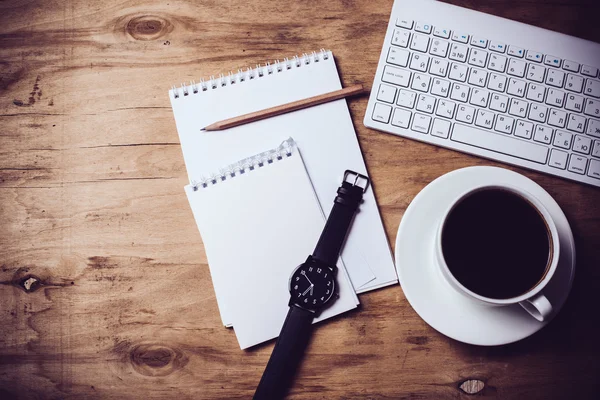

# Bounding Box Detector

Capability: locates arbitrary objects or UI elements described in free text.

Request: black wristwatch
[253,170,369,400]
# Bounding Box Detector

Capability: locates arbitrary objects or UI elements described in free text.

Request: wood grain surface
[1,0,600,399]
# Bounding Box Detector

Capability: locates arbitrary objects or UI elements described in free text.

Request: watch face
[289,263,335,309]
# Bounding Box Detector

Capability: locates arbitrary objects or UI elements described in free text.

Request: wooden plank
[1,0,600,398]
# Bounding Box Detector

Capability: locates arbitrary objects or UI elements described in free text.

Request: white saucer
[395,166,576,346]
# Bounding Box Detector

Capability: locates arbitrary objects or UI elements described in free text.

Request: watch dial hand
[304,274,313,286]
[302,285,313,296]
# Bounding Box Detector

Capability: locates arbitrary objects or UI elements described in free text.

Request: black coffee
[441,189,551,299]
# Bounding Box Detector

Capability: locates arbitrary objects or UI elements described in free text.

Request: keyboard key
[514,120,534,139]
[410,34,430,52]
[452,32,469,43]
[549,149,568,169]
[451,123,549,163]
[430,58,449,77]
[382,65,411,87]
[415,22,433,34]
[489,41,506,53]
[494,115,515,134]
[526,83,546,102]
[592,140,600,158]
[377,84,397,103]
[468,68,488,87]
[431,78,450,97]
[584,79,600,98]
[468,49,488,68]
[546,69,565,88]
[553,130,573,149]
[471,36,488,48]
[412,113,431,133]
[529,104,548,123]
[568,155,587,174]
[565,74,584,93]
[391,29,411,48]
[589,159,600,179]
[488,73,506,92]
[436,99,456,119]
[396,19,413,29]
[450,83,470,102]
[416,94,436,114]
[546,89,565,108]
[449,63,468,82]
[567,113,586,133]
[507,78,527,97]
[526,50,543,63]
[470,88,489,107]
[588,119,600,138]
[433,27,451,39]
[508,46,525,58]
[548,108,567,128]
[411,73,431,92]
[432,118,452,138]
[410,53,430,72]
[565,94,584,112]
[387,47,410,67]
[581,65,599,77]
[507,59,526,78]
[584,99,600,118]
[490,93,509,113]
[509,98,529,118]
[475,109,495,129]
[372,103,392,123]
[392,108,412,128]
[527,64,546,83]
[456,104,475,124]
[488,54,507,73]
[533,124,553,144]
[449,43,468,62]
[563,60,580,73]
[544,55,561,68]
[397,89,417,108]
[573,135,592,154]
[430,39,449,57]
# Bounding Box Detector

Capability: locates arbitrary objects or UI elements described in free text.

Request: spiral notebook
[185,138,359,349]
[169,50,397,295]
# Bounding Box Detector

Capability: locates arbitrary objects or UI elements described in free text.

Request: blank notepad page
[185,139,358,349]
[170,50,397,294]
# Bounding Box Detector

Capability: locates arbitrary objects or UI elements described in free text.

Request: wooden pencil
[201,84,365,131]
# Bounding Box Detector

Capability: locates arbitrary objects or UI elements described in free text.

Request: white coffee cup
[435,184,560,322]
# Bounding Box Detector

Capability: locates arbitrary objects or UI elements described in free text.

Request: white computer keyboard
[364,0,600,187]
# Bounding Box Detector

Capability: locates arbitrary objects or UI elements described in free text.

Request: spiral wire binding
[171,49,331,99]
[190,138,296,191]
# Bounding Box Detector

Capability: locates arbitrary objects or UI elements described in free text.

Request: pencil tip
[200,128,206,131]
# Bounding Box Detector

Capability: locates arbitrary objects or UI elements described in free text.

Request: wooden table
[1,0,599,398]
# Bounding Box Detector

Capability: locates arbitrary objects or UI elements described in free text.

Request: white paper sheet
[170,50,397,295]
[185,139,358,349]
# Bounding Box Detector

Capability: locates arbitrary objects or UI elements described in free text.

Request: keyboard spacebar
[451,124,548,164]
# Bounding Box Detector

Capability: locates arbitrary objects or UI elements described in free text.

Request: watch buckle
[343,170,370,193]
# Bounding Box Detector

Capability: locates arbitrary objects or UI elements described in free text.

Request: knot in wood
[459,379,485,395]
[126,15,172,41]
[18,274,42,293]
[129,343,188,377]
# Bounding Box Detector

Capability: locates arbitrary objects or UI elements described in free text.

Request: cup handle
[519,293,553,322]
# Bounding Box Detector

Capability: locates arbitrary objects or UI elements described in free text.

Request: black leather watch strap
[253,306,314,400]
[312,172,369,266]
[253,171,369,400]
